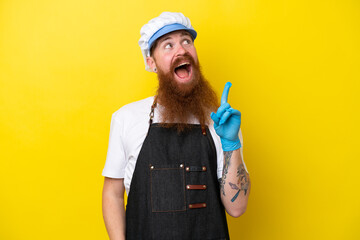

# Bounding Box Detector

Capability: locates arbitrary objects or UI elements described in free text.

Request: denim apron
[126,98,229,240]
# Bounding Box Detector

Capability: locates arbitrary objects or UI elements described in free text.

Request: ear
[146,56,157,72]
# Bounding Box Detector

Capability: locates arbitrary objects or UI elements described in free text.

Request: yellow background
[1,0,359,239]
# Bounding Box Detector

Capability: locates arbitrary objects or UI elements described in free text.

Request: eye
[165,43,172,49]
[183,39,190,44]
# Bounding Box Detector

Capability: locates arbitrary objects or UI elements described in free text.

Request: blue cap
[148,23,197,54]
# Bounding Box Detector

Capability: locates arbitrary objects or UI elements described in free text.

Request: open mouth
[174,62,192,81]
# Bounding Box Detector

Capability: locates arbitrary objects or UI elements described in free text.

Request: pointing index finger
[221,82,232,105]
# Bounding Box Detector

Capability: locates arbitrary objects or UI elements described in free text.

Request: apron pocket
[150,164,186,212]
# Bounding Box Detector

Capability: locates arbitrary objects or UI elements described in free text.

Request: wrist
[221,138,241,152]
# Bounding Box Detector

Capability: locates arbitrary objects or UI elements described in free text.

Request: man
[102,12,250,240]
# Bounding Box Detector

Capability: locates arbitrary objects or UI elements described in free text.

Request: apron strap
[149,96,157,125]
[201,125,207,136]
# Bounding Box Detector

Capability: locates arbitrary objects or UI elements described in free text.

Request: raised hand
[210,82,241,151]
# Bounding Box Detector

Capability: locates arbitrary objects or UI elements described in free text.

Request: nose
[175,43,186,56]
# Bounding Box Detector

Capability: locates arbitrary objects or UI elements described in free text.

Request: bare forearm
[102,178,126,240]
[219,149,251,217]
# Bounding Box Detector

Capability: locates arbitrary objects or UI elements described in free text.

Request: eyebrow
[180,31,192,38]
[158,36,172,45]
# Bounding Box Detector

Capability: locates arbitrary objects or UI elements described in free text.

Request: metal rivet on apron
[185,167,190,171]
[150,165,154,170]
[201,125,206,135]
[202,166,207,171]
[189,204,193,208]
[203,203,206,207]
[203,185,207,189]
[186,185,190,189]
[180,164,184,168]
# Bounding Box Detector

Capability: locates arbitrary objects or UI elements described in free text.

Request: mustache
[171,52,197,71]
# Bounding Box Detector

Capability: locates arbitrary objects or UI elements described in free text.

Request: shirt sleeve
[102,112,127,178]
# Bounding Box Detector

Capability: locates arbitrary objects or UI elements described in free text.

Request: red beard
[156,53,219,132]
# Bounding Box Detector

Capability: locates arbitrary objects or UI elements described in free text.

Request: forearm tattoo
[219,151,233,196]
[220,151,249,202]
[229,163,249,202]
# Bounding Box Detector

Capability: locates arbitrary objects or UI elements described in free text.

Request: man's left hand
[210,82,241,152]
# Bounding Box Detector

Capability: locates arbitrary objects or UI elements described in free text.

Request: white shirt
[102,96,245,195]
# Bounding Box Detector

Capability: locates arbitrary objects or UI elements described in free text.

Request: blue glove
[210,82,241,151]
